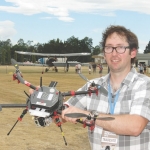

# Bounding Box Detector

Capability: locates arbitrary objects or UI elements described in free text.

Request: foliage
[144,41,150,53]
[0,36,103,64]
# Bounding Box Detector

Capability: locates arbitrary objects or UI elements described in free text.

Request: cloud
[0,20,16,40]
[58,16,74,22]
[40,17,52,20]
[0,0,150,22]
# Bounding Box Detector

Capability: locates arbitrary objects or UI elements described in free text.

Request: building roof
[136,53,150,60]
[92,53,150,60]
[92,53,104,58]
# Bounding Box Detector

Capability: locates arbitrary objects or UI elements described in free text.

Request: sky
[0,0,150,53]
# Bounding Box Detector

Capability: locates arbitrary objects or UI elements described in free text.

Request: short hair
[101,25,139,64]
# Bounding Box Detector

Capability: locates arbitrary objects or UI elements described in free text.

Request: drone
[0,59,114,145]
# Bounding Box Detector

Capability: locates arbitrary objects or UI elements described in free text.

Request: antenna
[40,77,42,87]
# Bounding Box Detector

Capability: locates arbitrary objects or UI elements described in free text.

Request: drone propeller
[11,58,25,84]
[78,72,90,82]
[65,113,115,121]
[78,73,108,96]
[11,58,19,70]
[11,58,36,90]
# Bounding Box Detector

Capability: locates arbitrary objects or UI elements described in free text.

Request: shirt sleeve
[130,81,150,121]
[64,83,89,110]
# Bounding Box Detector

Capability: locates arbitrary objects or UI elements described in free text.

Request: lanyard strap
[108,80,120,114]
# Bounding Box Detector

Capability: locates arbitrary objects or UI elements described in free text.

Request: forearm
[96,113,148,136]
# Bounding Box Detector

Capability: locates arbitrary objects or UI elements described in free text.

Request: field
[0,65,108,150]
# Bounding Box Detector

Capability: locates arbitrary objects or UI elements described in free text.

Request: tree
[92,45,102,55]
[0,39,12,64]
[6,48,11,64]
[1,36,98,64]
[65,36,79,53]
[32,50,36,63]
[1,48,6,65]
[17,39,25,46]
[144,41,150,54]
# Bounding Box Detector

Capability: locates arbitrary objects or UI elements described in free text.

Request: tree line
[144,41,150,54]
[0,36,103,65]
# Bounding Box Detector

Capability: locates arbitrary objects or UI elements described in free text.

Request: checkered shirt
[65,68,150,150]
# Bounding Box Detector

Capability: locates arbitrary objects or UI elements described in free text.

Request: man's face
[104,32,136,73]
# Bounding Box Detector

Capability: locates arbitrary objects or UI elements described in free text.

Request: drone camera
[34,116,53,127]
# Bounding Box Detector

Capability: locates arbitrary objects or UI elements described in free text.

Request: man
[77,63,81,73]
[143,63,147,74]
[92,63,96,73]
[97,63,103,77]
[61,25,150,150]
[139,63,144,74]
[89,64,92,74]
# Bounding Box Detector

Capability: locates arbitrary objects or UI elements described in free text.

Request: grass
[0,65,104,150]
[0,65,149,150]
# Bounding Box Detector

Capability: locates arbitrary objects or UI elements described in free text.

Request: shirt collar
[101,67,138,88]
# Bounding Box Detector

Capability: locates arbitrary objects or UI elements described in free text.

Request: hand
[29,88,34,95]
[29,86,40,94]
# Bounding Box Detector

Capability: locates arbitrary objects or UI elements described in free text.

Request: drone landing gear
[7,108,28,135]
[53,111,67,146]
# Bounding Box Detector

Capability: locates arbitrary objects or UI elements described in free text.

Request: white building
[92,53,150,66]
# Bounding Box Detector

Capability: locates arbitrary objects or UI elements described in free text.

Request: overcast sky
[0,0,150,53]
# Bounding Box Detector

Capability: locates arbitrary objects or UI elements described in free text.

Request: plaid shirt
[66,68,150,150]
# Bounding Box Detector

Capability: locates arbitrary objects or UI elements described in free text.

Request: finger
[65,117,77,123]
[29,88,34,94]
[29,86,40,94]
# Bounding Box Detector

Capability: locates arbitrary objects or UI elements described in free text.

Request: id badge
[100,129,118,150]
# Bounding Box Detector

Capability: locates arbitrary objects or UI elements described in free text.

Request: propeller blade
[16,72,25,84]
[65,113,88,118]
[78,73,108,96]
[65,113,115,121]
[11,59,19,70]
[78,73,89,82]
[11,59,25,84]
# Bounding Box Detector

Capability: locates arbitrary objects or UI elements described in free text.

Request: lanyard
[108,80,120,114]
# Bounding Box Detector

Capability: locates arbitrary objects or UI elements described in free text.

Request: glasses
[104,46,130,54]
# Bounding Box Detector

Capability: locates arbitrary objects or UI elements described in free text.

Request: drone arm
[15,69,37,90]
[62,90,96,97]
[28,84,37,90]
[0,104,27,111]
